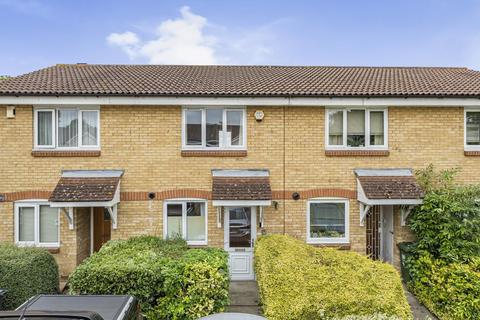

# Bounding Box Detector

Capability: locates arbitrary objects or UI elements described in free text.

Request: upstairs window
[183,107,246,150]
[15,202,59,247]
[326,108,387,149]
[34,107,100,149]
[465,110,480,149]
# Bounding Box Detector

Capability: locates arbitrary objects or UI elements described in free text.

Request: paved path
[227,281,261,315]
[404,286,437,320]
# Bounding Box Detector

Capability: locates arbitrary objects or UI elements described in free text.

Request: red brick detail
[272,188,356,200]
[5,190,52,201]
[325,150,389,157]
[32,150,101,157]
[46,248,60,254]
[464,150,480,156]
[181,150,247,157]
[121,190,212,201]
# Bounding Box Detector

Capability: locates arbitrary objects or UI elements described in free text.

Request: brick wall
[0,104,478,273]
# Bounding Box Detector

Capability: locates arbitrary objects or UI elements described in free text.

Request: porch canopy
[211,169,272,207]
[355,168,424,226]
[49,170,124,229]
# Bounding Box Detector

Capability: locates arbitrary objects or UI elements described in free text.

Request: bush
[0,244,59,309]
[255,235,412,320]
[68,236,229,320]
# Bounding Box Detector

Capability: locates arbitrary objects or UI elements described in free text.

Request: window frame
[14,200,60,248]
[163,199,208,246]
[33,106,100,150]
[182,106,247,150]
[464,108,480,151]
[306,198,350,244]
[325,107,388,150]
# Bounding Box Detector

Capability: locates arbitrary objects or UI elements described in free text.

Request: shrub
[68,236,229,320]
[0,244,59,309]
[255,235,412,320]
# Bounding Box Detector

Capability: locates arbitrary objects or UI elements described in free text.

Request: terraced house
[1,65,480,279]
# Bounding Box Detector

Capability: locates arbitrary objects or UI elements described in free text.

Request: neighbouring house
[1,65,479,280]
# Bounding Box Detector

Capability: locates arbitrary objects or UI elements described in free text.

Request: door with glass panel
[224,207,256,280]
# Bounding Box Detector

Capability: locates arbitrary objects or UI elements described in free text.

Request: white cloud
[106,6,284,65]
[107,6,217,64]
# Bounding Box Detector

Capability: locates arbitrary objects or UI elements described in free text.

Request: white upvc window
[163,199,208,245]
[14,201,60,247]
[465,109,480,150]
[307,199,350,244]
[325,108,388,149]
[182,107,246,150]
[34,107,100,150]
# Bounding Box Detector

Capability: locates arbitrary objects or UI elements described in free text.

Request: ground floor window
[307,199,349,244]
[14,201,59,247]
[164,200,207,245]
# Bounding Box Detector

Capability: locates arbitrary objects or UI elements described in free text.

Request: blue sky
[1,0,480,76]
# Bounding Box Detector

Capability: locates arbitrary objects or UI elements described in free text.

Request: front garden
[255,234,412,320]
[68,236,229,320]
[405,166,480,320]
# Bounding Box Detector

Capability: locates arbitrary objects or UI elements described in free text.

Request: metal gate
[366,205,381,260]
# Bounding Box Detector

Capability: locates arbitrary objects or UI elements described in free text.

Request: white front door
[224,206,256,280]
[380,206,394,264]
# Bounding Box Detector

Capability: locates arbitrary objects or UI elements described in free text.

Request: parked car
[0,295,140,320]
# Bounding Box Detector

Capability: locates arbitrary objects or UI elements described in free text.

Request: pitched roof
[357,176,424,200]
[2,64,480,97]
[211,169,272,201]
[49,177,120,202]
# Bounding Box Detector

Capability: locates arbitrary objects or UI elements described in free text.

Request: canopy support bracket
[107,204,118,229]
[400,205,415,226]
[61,207,74,230]
[360,203,371,227]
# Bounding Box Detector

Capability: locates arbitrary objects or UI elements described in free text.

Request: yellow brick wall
[0,104,478,274]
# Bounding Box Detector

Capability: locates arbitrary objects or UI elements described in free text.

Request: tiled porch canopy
[355,169,424,226]
[211,169,272,207]
[49,170,124,229]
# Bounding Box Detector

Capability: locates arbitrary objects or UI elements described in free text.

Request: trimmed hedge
[0,244,59,309]
[68,236,229,320]
[255,235,412,320]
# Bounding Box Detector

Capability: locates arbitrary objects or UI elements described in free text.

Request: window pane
[206,109,223,147]
[229,207,251,248]
[37,111,53,146]
[370,111,385,146]
[466,112,480,145]
[186,202,206,242]
[226,111,243,146]
[81,111,98,146]
[19,207,35,242]
[328,111,343,145]
[310,202,346,238]
[39,206,58,243]
[186,110,202,146]
[347,110,365,147]
[166,204,183,239]
[58,110,78,147]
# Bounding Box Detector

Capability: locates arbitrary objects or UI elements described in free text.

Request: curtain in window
[186,202,206,241]
[328,111,343,145]
[19,207,35,242]
[58,110,78,147]
[466,112,480,145]
[167,204,183,238]
[37,111,53,146]
[226,111,243,146]
[206,109,223,147]
[310,203,345,238]
[39,206,58,243]
[186,110,202,145]
[347,110,365,147]
[81,111,98,146]
[370,111,384,145]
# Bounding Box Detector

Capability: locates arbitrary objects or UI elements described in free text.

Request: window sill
[181,150,247,157]
[45,247,60,254]
[32,150,101,157]
[325,149,389,157]
[306,241,350,250]
[464,150,480,156]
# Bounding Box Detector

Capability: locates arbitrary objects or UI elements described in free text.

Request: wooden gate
[366,205,381,260]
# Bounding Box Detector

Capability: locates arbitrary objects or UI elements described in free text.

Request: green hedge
[255,235,412,320]
[0,244,59,309]
[68,236,229,320]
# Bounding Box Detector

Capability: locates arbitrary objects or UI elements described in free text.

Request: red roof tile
[49,177,120,202]
[358,176,424,200]
[212,177,272,200]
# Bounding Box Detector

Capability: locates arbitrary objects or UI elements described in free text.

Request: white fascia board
[360,199,423,206]
[212,200,271,207]
[49,200,117,208]
[2,95,480,107]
